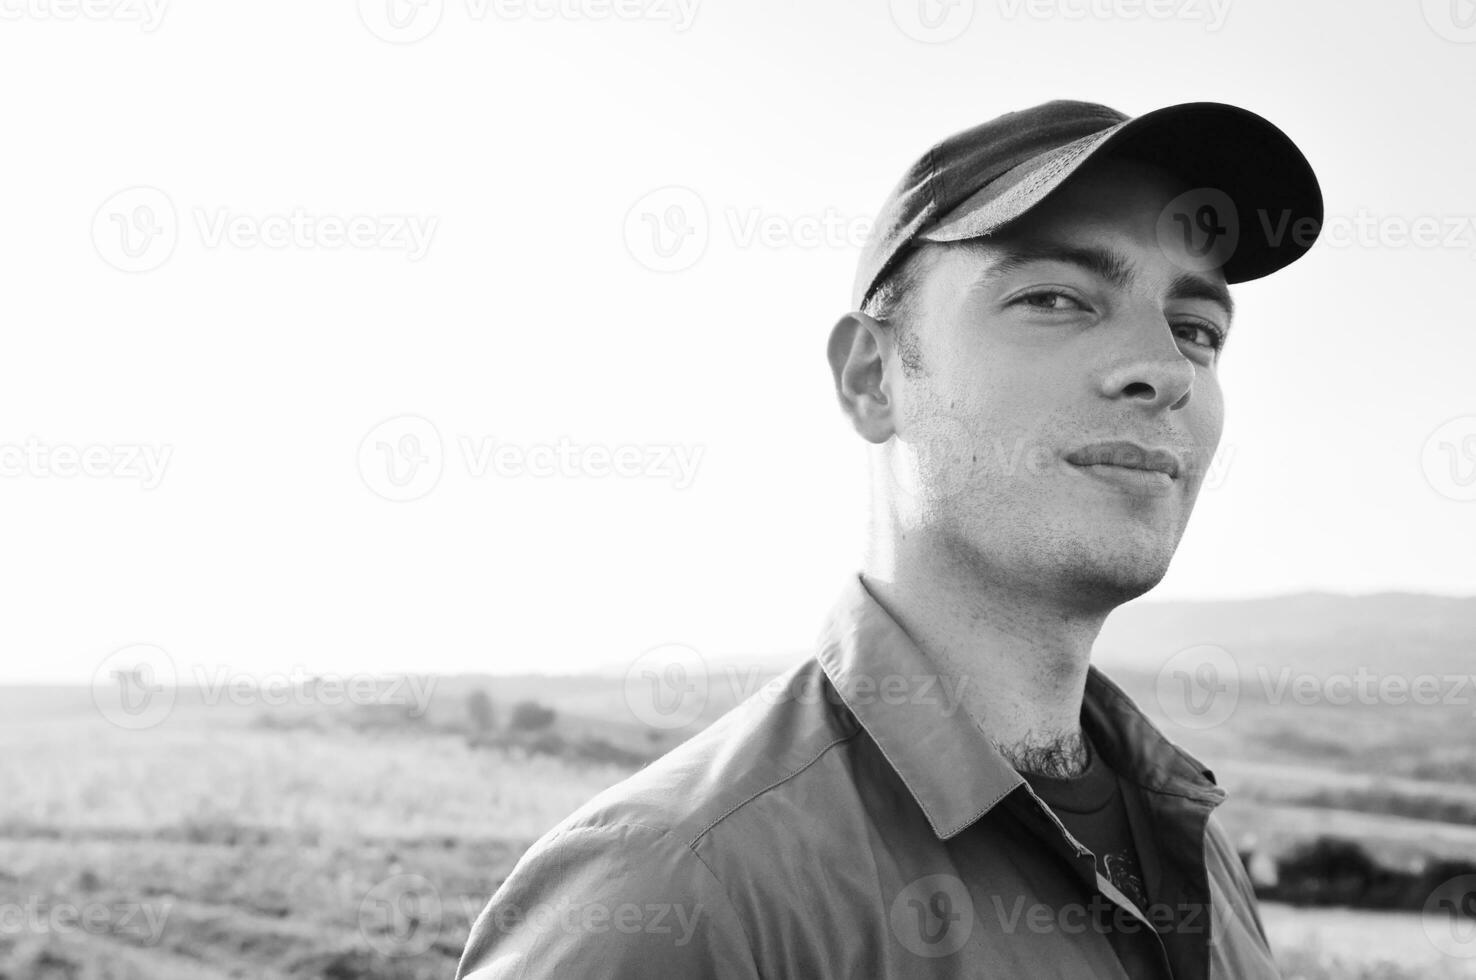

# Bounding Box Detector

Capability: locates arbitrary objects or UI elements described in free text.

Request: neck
[862,525,1113,778]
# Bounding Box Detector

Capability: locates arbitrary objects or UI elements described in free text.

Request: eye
[1172,320,1226,351]
[1015,288,1088,312]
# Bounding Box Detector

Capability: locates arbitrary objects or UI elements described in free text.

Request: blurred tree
[509,700,556,732]
[466,689,496,733]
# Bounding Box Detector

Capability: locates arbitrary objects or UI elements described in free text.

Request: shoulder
[456,819,757,979]
[457,658,877,978]
[550,657,865,850]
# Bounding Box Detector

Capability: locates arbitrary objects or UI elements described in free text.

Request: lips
[1064,441,1182,479]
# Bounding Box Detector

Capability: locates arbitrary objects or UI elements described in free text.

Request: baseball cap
[853,100,1323,309]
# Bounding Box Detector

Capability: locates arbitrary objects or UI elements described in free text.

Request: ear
[826,312,896,445]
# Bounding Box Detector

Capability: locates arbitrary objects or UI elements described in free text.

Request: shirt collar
[815,573,1224,841]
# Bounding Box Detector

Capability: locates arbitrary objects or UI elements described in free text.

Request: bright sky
[3,0,1474,683]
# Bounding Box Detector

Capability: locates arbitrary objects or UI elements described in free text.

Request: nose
[1097,318,1197,411]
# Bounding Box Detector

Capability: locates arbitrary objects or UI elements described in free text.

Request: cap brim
[919,102,1323,284]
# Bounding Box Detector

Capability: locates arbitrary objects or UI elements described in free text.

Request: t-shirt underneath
[1021,733,1171,979]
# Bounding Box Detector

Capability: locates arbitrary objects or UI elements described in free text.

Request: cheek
[1193,376,1226,442]
[908,346,1062,466]
[892,374,1012,502]
[1184,378,1226,484]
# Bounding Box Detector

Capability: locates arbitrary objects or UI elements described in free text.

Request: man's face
[884,156,1229,606]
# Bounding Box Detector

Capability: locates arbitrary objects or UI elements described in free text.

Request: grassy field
[4,670,1475,979]
[0,689,631,979]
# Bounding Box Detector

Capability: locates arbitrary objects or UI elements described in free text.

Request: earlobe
[826,312,896,445]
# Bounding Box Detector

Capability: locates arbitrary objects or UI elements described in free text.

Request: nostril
[1123,381,1155,400]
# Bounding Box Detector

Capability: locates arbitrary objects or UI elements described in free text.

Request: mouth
[1063,441,1183,480]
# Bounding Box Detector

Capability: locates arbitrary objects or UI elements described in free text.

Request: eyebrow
[968,240,1235,322]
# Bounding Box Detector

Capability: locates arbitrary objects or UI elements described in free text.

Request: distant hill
[331,591,1476,725]
[1095,591,1476,676]
[546,591,1476,684]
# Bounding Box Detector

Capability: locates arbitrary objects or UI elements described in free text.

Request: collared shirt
[457,574,1280,979]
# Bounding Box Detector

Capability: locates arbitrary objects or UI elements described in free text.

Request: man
[457,100,1322,978]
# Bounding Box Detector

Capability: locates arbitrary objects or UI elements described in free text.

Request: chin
[998,515,1180,609]
[1061,524,1179,606]
[938,493,1186,607]
[1065,554,1170,607]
